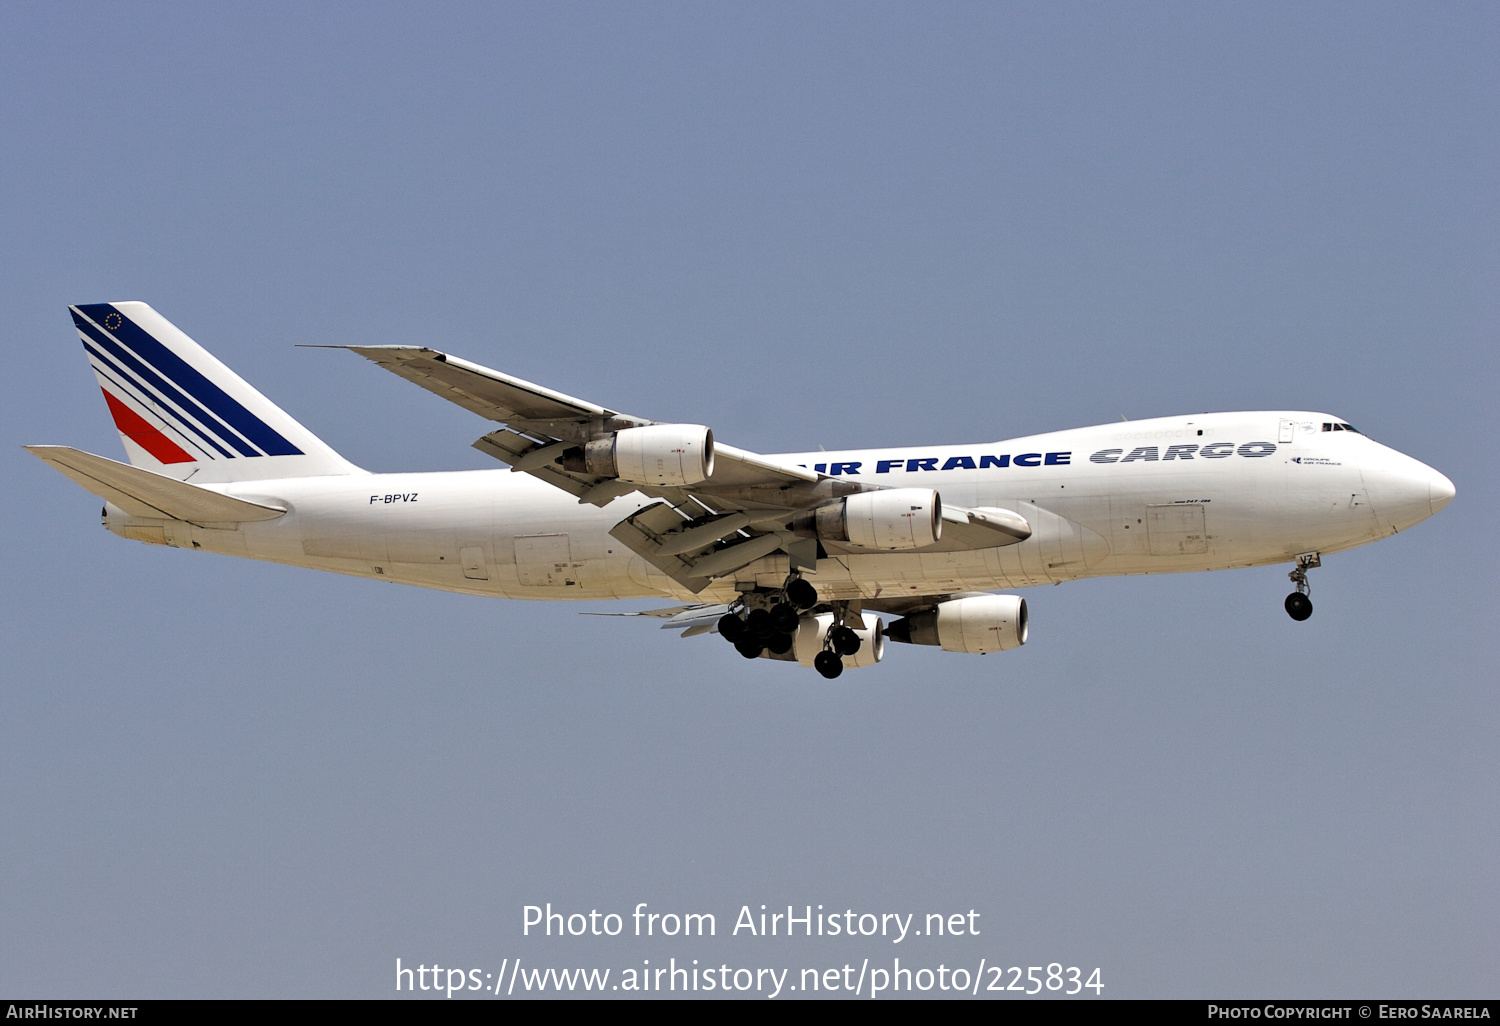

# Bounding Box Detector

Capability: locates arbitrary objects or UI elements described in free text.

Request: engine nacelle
[563,424,714,487]
[885,594,1028,654]
[805,488,942,550]
[793,613,886,669]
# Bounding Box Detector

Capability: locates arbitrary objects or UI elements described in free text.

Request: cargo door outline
[1146,504,1208,555]
[514,533,582,586]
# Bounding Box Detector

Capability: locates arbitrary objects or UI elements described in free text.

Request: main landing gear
[717,575,819,661]
[810,620,864,680]
[1285,553,1319,621]
[717,576,868,679]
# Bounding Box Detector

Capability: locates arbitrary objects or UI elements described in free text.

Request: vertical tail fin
[70,302,362,482]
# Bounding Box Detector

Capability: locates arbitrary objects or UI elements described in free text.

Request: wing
[336,345,822,501]
[334,346,648,429]
[334,345,1028,592]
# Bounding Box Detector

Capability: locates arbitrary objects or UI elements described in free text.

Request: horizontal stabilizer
[581,603,731,631]
[25,445,286,526]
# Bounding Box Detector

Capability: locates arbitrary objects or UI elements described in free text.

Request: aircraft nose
[1361,452,1452,531]
[1428,468,1456,514]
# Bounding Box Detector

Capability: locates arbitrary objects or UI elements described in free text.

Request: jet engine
[884,594,1028,654]
[561,424,714,487]
[793,613,886,671]
[797,488,943,550]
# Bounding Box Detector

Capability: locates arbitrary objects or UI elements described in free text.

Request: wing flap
[472,429,640,506]
[608,502,714,593]
[26,445,286,525]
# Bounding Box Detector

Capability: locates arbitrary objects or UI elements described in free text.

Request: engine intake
[562,424,714,487]
[885,594,1028,654]
[798,488,942,550]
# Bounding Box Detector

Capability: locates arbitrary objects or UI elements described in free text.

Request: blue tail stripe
[89,359,223,461]
[76,320,248,458]
[74,304,304,458]
[73,312,258,457]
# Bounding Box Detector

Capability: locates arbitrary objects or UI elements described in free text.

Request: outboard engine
[885,595,1028,654]
[560,424,714,487]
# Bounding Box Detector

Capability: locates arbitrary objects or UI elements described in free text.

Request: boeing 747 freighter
[28,303,1454,677]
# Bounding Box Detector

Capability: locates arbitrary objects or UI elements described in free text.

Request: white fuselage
[107,411,1452,604]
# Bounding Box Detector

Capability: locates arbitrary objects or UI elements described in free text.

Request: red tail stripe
[101,389,196,464]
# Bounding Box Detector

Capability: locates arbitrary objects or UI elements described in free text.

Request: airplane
[27,302,1456,679]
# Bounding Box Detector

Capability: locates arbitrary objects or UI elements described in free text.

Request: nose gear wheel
[1285,553,1319,621]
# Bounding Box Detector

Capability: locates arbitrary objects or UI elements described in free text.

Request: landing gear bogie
[718,583,883,676]
[719,588,803,660]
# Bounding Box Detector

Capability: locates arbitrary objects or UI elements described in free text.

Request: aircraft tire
[766,632,794,655]
[735,637,765,659]
[786,578,818,610]
[746,607,776,640]
[768,602,799,633]
[813,650,844,679]
[718,613,746,642]
[830,625,862,655]
[1284,593,1313,621]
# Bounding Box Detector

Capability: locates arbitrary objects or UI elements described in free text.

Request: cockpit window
[1322,422,1362,433]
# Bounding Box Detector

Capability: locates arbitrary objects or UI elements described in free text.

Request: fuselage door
[515,533,579,587]
[1278,419,1296,443]
[1147,504,1208,556]
[460,545,489,580]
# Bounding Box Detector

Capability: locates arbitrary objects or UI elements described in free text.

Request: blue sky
[2,2,1495,997]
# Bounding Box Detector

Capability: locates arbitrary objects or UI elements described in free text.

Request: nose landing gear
[1285,553,1319,621]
